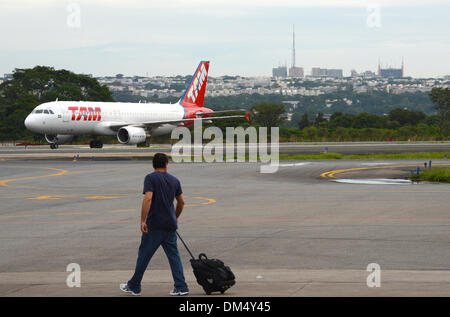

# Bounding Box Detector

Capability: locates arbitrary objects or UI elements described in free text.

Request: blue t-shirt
[143,171,182,232]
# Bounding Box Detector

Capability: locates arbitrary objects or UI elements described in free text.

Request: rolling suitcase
[176,232,235,295]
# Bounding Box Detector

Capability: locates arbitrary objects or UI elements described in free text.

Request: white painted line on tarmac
[278,162,311,167]
[334,178,412,185]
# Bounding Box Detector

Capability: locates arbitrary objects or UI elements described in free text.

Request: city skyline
[0,0,449,78]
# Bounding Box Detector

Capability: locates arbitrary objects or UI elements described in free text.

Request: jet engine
[117,126,147,145]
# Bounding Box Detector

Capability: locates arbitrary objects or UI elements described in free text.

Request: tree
[314,112,326,126]
[303,126,318,141]
[0,66,114,141]
[388,108,426,126]
[429,88,450,138]
[250,102,286,128]
[334,127,349,141]
[353,112,386,129]
[298,112,310,130]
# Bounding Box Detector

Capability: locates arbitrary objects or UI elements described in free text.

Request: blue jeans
[127,230,188,293]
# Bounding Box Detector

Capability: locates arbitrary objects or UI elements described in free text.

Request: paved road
[1,141,450,159]
[0,159,449,296]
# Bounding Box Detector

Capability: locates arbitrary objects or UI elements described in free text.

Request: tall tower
[288,25,304,78]
[401,56,404,77]
[377,58,381,76]
[292,24,296,68]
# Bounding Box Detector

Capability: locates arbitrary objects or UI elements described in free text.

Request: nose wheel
[89,140,103,149]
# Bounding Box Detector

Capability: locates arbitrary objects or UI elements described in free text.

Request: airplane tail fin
[178,61,209,108]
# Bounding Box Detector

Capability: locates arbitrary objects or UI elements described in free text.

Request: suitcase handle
[199,253,208,260]
[176,231,195,260]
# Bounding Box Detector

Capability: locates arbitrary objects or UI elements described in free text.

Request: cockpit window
[35,110,43,114]
[49,110,54,114]
[44,110,49,114]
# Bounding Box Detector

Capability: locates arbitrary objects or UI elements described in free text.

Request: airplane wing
[108,113,249,131]
[195,109,247,117]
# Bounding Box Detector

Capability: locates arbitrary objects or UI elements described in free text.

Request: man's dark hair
[153,153,169,169]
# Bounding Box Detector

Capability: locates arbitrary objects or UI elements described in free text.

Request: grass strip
[409,167,450,183]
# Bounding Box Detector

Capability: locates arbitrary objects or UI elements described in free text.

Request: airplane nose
[24,115,36,131]
[24,115,31,129]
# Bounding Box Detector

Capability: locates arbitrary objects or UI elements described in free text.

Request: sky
[0,0,449,78]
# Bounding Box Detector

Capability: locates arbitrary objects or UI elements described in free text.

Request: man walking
[120,153,189,296]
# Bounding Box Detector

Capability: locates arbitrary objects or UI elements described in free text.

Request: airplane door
[62,110,70,122]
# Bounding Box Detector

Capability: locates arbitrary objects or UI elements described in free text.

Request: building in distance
[272,66,288,78]
[378,58,404,78]
[351,69,376,78]
[311,68,343,78]
[289,66,304,78]
[379,68,403,78]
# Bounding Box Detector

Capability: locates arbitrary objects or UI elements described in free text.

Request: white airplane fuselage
[24,101,186,137]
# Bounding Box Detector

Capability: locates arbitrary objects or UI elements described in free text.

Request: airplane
[24,61,249,149]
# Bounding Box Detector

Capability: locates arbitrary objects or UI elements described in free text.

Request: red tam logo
[68,106,102,121]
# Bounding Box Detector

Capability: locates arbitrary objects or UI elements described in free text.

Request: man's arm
[175,194,185,220]
[141,191,153,234]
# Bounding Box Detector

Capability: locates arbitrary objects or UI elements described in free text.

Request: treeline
[197,102,445,143]
[280,109,439,142]
[270,88,449,142]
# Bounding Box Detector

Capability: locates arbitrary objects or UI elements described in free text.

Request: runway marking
[0,214,45,219]
[278,162,311,167]
[55,212,95,216]
[28,195,72,200]
[192,196,216,205]
[66,166,146,176]
[108,209,136,213]
[0,166,68,187]
[16,186,53,190]
[0,196,216,224]
[321,163,450,179]
[86,195,122,200]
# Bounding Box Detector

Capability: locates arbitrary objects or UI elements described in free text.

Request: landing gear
[137,140,150,148]
[50,143,58,149]
[89,140,103,149]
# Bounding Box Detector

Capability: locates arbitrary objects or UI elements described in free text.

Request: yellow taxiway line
[0,167,68,187]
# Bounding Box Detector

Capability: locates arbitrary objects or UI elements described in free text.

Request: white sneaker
[120,283,141,296]
[170,288,189,296]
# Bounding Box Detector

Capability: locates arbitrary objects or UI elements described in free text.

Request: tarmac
[0,153,450,296]
[1,141,450,160]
